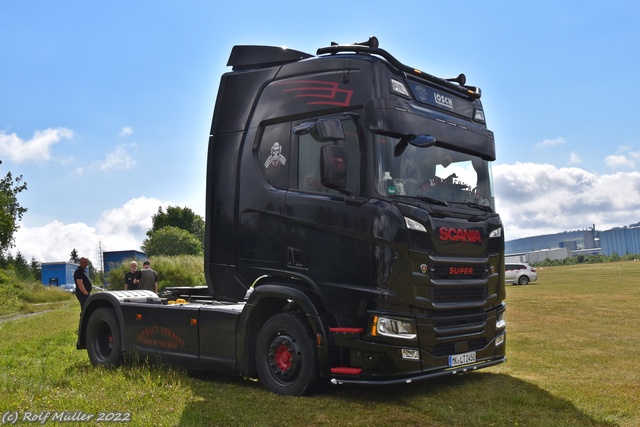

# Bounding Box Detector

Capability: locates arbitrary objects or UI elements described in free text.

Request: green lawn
[0,262,638,426]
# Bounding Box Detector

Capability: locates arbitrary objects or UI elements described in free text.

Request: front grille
[436,327,485,338]
[432,286,487,303]
[431,338,487,357]
[430,263,487,280]
[433,313,486,329]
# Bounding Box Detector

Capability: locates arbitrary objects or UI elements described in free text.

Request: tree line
[0,160,205,283]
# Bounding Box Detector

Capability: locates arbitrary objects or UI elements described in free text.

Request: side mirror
[293,118,345,142]
[320,145,348,193]
[394,134,436,157]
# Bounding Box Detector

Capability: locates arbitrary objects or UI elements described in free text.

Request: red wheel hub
[273,343,293,372]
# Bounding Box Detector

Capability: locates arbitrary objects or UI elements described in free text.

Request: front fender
[238,283,331,378]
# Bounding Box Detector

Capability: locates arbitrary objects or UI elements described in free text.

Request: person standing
[139,260,158,293]
[124,261,141,290]
[74,257,92,310]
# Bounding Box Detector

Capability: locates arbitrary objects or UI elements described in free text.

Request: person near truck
[139,260,158,293]
[124,261,141,290]
[74,257,92,310]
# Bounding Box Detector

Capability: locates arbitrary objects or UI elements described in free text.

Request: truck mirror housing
[294,118,345,142]
[313,118,345,142]
[320,145,348,192]
[394,134,437,157]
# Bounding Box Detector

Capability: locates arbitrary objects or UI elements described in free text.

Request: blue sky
[2,1,640,265]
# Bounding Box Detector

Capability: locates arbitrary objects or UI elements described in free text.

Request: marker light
[390,78,410,98]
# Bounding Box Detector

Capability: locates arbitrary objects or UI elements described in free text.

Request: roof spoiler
[227,45,313,71]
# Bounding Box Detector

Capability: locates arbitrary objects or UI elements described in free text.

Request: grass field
[0,262,638,426]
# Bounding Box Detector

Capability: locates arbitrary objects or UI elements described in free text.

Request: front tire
[256,312,321,396]
[86,307,123,367]
[518,275,530,285]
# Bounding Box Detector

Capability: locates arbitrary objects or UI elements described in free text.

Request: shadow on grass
[177,371,615,427]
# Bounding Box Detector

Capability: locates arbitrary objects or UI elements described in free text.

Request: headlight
[371,315,417,340]
[489,227,502,238]
[496,311,506,329]
[405,217,426,232]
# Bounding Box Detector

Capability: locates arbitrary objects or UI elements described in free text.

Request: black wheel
[518,275,530,285]
[256,312,321,396]
[86,307,123,367]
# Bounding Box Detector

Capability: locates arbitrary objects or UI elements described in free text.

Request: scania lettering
[76,37,506,396]
[439,227,483,243]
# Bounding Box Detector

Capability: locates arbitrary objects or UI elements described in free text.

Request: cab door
[284,116,373,316]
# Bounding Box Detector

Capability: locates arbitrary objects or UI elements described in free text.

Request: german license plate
[449,351,476,367]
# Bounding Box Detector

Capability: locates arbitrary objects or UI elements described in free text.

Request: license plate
[449,351,476,367]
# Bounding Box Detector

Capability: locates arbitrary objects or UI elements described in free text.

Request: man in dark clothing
[124,261,141,290]
[139,260,158,293]
[74,257,92,310]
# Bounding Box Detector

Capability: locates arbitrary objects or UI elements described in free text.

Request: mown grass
[0,262,638,426]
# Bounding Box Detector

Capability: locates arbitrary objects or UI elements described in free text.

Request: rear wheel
[86,307,123,367]
[256,312,321,396]
[518,275,530,285]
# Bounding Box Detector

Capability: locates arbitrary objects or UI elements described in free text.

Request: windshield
[374,135,495,211]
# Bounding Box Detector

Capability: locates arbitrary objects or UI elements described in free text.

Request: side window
[297,118,360,195]
[259,123,291,189]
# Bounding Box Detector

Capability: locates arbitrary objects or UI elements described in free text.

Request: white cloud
[536,137,567,149]
[100,143,138,170]
[569,151,582,164]
[0,128,73,163]
[605,154,635,169]
[95,196,170,244]
[13,220,97,264]
[494,162,640,240]
[13,196,172,267]
[603,146,640,169]
[118,126,133,137]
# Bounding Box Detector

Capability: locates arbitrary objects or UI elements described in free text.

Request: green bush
[0,268,73,315]
[107,255,205,292]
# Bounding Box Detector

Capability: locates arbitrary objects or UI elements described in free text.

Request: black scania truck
[77,37,506,396]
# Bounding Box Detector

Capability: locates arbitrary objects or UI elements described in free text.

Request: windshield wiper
[456,201,492,212]
[413,195,449,206]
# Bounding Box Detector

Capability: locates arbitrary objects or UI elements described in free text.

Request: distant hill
[505,230,586,254]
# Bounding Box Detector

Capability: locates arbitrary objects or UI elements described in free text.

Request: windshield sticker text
[434,92,453,109]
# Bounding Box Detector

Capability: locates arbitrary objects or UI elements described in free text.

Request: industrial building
[599,227,640,256]
[41,261,79,292]
[506,224,640,263]
[102,250,147,276]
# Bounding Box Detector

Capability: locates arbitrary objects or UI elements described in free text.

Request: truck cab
[78,37,506,396]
